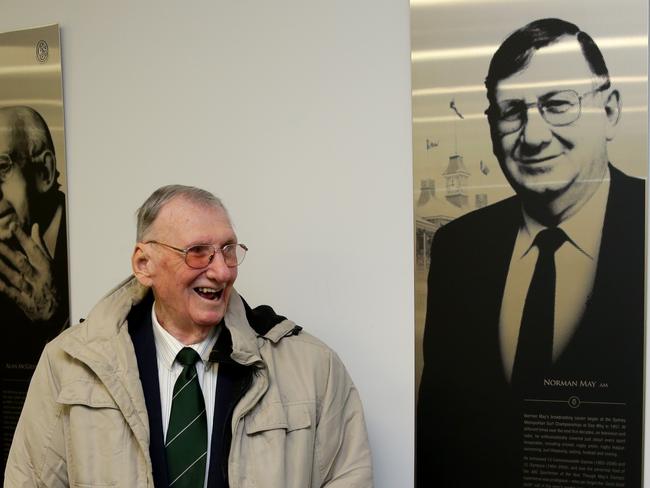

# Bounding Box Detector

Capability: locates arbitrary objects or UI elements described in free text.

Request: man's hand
[0,223,59,321]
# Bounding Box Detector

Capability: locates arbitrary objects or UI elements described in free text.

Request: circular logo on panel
[36,40,49,63]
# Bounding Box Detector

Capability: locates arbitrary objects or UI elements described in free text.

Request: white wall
[0,1,414,486]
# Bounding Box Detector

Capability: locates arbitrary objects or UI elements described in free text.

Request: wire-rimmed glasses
[0,150,52,183]
[145,240,248,268]
[0,154,14,182]
[491,82,610,135]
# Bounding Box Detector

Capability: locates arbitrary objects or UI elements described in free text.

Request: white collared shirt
[151,304,220,487]
[499,169,610,381]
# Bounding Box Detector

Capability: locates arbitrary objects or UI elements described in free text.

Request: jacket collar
[60,275,298,370]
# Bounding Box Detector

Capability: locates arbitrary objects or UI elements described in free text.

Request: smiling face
[132,196,238,341]
[490,37,619,221]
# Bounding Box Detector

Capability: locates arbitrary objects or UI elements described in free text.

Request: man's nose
[520,106,553,149]
[205,251,234,280]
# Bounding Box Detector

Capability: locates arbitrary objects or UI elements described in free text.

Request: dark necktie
[511,227,567,392]
[166,347,208,487]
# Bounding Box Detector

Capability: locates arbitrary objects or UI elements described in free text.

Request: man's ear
[132,243,154,287]
[604,89,622,141]
[33,150,57,193]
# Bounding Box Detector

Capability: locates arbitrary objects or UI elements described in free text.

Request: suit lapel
[556,164,645,378]
[580,165,621,344]
[481,197,522,385]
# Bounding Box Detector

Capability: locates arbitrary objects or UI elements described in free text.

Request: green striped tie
[166,347,208,487]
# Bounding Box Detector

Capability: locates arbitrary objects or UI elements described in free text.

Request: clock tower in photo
[443,154,469,208]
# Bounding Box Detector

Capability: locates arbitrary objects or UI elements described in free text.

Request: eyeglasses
[0,154,14,182]
[0,150,50,183]
[491,82,610,135]
[145,240,248,268]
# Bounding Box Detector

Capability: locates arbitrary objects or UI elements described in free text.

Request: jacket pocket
[242,402,315,488]
[57,381,126,487]
[245,402,311,434]
[57,380,120,408]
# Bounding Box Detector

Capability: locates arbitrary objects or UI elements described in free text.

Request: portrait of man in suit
[417,18,645,488]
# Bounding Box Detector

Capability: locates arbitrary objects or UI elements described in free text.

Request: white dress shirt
[499,169,610,382]
[151,304,220,487]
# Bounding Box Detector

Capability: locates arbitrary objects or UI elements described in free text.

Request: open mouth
[194,287,224,301]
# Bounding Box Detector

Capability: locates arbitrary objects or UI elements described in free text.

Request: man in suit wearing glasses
[417,18,644,487]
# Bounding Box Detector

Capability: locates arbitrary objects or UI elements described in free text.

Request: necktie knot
[176,347,201,367]
[534,227,567,255]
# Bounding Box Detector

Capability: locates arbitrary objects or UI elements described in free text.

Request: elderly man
[0,106,69,470]
[417,19,644,487]
[6,185,372,487]
[0,106,68,332]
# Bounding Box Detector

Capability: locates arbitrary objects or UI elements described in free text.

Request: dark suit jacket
[417,165,645,487]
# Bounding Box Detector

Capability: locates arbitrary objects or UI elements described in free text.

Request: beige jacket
[5,277,373,488]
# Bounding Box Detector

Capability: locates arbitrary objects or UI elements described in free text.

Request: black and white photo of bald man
[0,106,69,469]
[0,106,69,341]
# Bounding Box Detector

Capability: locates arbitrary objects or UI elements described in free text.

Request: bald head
[0,106,55,162]
[0,106,59,240]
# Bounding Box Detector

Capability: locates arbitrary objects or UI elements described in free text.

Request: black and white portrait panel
[0,25,69,470]
[412,5,646,488]
[0,105,69,360]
